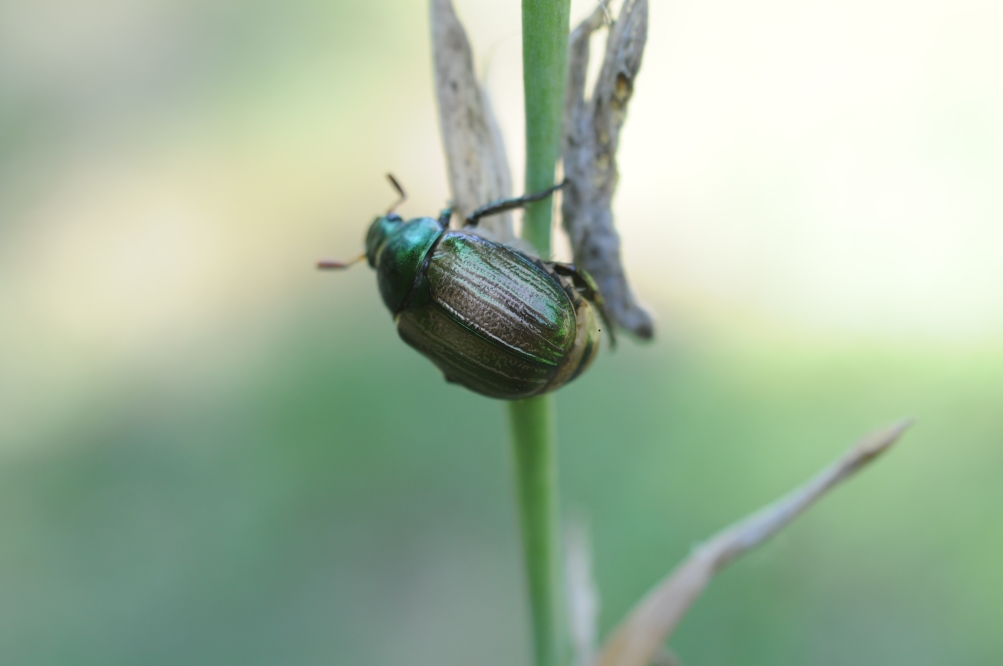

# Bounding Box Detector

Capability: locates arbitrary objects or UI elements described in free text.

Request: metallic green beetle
[320,177,611,400]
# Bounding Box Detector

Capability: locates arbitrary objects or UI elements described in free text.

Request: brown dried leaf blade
[430,0,515,244]
[563,0,654,338]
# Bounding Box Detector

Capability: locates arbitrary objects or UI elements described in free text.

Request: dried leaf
[430,0,516,245]
[563,0,654,338]
[565,520,600,666]
[595,419,914,666]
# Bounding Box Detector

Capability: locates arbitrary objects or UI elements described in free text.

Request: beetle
[319,175,613,400]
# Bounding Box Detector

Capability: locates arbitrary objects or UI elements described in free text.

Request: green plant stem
[508,3,572,666]
[521,0,571,257]
[508,397,561,666]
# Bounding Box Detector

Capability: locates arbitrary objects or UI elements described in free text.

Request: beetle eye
[386,213,404,223]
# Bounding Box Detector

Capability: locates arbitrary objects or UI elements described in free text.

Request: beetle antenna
[317,253,365,270]
[385,173,407,214]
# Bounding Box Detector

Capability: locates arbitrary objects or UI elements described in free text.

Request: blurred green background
[2,0,1001,664]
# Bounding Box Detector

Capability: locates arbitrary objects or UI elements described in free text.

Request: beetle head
[363,174,410,268]
[364,213,405,268]
[317,174,409,272]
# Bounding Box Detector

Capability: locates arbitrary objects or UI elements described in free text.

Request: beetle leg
[550,262,618,348]
[438,207,454,227]
[464,179,567,227]
[550,262,603,303]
